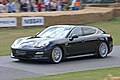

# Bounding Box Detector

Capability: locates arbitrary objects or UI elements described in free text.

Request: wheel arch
[97,37,110,54]
[102,40,110,54]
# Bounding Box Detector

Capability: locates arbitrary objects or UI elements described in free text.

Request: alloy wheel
[99,42,108,58]
[51,46,63,63]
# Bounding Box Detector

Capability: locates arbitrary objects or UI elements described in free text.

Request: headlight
[35,41,49,48]
[11,38,23,48]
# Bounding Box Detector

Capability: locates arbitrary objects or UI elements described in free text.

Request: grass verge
[17,67,120,80]
[0,17,120,56]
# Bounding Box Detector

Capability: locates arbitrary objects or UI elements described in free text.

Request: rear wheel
[50,46,63,63]
[96,42,108,58]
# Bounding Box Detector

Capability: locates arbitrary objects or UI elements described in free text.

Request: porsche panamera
[11,25,113,63]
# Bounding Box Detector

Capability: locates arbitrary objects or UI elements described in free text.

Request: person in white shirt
[71,0,76,10]
[44,0,50,11]
[50,1,57,11]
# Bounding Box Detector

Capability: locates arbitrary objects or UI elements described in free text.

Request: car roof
[49,25,76,28]
[49,25,97,29]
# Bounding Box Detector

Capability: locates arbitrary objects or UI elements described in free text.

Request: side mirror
[69,34,78,41]
[72,34,78,38]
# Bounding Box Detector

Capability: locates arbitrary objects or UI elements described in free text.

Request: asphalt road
[0,46,120,80]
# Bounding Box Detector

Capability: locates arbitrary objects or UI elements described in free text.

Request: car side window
[82,27,96,36]
[69,27,82,37]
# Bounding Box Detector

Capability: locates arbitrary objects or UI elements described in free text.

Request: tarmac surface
[0,46,120,80]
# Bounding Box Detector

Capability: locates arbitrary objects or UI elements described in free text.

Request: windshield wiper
[28,36,41,39]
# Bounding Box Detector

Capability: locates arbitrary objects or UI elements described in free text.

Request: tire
[50,46,63,63]
[97,42,108,58]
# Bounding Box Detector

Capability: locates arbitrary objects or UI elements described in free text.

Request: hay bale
[113,7,120,17]
[44,8,113,26]
[0,7,114,27]
[107,74,120,80]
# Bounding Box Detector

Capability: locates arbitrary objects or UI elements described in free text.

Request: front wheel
[50,46,63,63]
[97,42,108,58]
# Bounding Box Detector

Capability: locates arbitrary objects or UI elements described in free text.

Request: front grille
[12,49,36,58]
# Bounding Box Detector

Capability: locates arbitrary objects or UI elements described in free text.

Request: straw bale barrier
[45,8,113,26]
[0,7,114,27]
[0,3,120,27]
[83,3,120,7]
[83,3,120,17]
[113,7,120,17]
[107,74,120,80]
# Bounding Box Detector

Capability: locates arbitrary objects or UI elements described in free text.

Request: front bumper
[11,48,51,60]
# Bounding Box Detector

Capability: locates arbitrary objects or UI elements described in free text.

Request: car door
[65,27,85,56]
[80,27,97,53]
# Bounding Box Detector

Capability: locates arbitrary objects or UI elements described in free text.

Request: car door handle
[81,40,85,43]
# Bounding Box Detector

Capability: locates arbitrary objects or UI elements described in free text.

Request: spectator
[11,0,19,12]
[20,1,28,12]
[50,1,57,11]
[44,0,50,11]
[37,0,42,12]
[5,0,12,13]
[20,0,30,4]
[41,2,45,12]
[71,0,76,10]
[0,0,82,13]
[29,1,34,12]
[2,0,8,5]
[30,1,37,12]
[75,0,81,10]
[56,0,63,11]
[0,1,5,13]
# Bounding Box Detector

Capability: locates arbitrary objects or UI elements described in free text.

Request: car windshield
[36,27,72,38]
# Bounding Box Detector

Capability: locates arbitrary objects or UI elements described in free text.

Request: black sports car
[11,25,113,63]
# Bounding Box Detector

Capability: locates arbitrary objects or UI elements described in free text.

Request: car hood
[12,36,58,49]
